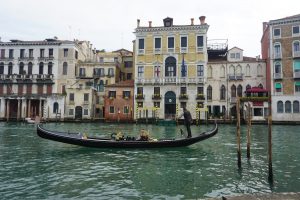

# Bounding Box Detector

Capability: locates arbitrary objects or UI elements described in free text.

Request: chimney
[137,19,140,28]
[199,16,206,25]
[191,18,194,25]
[149,21,152,27]
[263,22,267,32]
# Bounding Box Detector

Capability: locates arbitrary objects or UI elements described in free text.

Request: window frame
[273,28,281,38]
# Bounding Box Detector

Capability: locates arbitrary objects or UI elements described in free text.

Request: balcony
[138,49,145,55]
[274,53,281,60]
[228,74,243,81]
[135,94,145,100]
[154,48,161,54]
[294,71,300,78]
[0,57,14,61]
[179,94,188,100]
[18,57,34,61]
[38,56,54,62]
[135,77,204,85]
[196,94,205,100]
[274,73,283,79]
[168,48,174,53]
[180,47,187,53]
[152,94,162,100]
[293,51,300,58]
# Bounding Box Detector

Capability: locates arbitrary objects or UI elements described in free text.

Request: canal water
[0,122,299,199]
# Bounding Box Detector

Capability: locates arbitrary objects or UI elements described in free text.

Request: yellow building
[134,17,209,120]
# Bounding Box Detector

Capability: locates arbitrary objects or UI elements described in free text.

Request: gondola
[36,123,218,148]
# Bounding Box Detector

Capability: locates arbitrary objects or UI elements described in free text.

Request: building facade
[134,17,209,120]
[261,14,300,122]
[207,47,267,120]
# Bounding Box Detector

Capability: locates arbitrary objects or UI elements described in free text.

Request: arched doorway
[75,106,82,120]
[164,91,176,119]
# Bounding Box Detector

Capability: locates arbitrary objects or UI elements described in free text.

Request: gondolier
[178,106,193,138]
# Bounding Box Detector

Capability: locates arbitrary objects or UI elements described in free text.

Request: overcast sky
[0,0,299,57]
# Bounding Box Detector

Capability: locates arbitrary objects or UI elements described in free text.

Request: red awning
[245,87,268,93]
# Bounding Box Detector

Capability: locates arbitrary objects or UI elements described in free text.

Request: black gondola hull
[37,124,218,148]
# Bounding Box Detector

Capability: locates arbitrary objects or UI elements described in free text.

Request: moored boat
[37,123,218,148]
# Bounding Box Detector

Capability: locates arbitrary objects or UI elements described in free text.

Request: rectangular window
[230,53,235,58]
[124,61,132,68]
[84,109,89,115]
[295,82,300,93]
[69,93,74,101]
[138,38,144,54]
[84,93,89,101]
[20,49,25,58]
[0,49,5,58]
[108,91,116,98]
[197,35,203,51]
[0,64,4,74]
[79,68,86,77]
[236,53,240,59]
[124,106,129,114]
[274,28,280,37]
[49,48,53,57]
[40,49,45,58]
[154,102,160,108]
[108,68,114,76]
[154,87,160,95]
[137,87,143,95]
[155,38,161,49]
[9,49,14,58]
[69,109,74,116]
[99,57,104,63]
[75,51,78,59]
[29,49,33,58]
[197,65,204,76]
[109,106,115,114]
[197,86,204,94]
[168,37,174,52]
[181,36,187,47]
[293,26,300,35]
[180,87,187,94]
[138,66,144,77]
[123,91,130,98]
[64,49,68,57]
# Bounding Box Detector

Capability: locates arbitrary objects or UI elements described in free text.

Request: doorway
[164,91,176,119]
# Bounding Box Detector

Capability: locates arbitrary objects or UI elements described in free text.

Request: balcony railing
[196,94,205,100]
[294,71,300,78]
[293,51,300,58]
[0,74,54,81]
[274,73,283,79]
[179,94,188,100]
[135,94,145,100]
[18,57,34,61]
[136,77,204,85]
[228,74,243,81]
[274,53,281,60]
[38,56,54,62]
[0,57,14,61]
[152,94,162,100]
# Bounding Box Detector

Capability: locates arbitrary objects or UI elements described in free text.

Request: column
[17,99,21,121]
[39,99,42,117]
[28,99,31,118]
[6,99,10,121]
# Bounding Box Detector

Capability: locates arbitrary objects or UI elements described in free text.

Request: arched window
[8,62,13,74]
[258,83,263,88]
[246,84,251,90]
[231,85,236,97]
[285,101,291,113]
[48,62,53,74]
[63,62,68,75]
[246,64,250,76]
[237,85,243,97]
[236,65,242,75]
[28,62,33,74]
[19,62,24,74]
[293,41,300,54]
[277,101,283,113]
[207,65,212,78]
[0,62,4,74]
[229,65,235,75]
[274,62,281,77]
[293,100,300,113]
[257,64,262,76]
[165,56,176,77]
[220,85,226,100]
[220,65,225,77]
[39,62,44,74]
[53,102,59,113]
[207,85,212,100]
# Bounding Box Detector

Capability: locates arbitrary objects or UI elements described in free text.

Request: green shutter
[295,60,300,70]
[275,83,282,89]
[295,82,300,86]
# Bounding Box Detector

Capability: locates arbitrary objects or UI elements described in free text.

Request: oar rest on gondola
[36,123,218,148]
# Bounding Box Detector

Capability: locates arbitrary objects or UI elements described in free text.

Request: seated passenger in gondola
[138,129,149,141]
[115,132,124,141]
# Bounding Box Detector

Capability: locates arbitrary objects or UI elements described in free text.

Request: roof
[106,80,134,88]
[228,46,243,51]
[269,14,300,25]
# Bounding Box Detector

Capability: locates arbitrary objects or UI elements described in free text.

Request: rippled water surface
[0,122,300,199]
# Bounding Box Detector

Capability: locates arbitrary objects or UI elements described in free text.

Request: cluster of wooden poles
[236,97,273,182]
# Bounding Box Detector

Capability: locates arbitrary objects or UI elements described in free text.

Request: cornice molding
[135,25,209,34]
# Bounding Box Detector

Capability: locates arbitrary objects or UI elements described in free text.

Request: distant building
[104,80,134,122]
[207,46,267,120]
[133,16,209,120]
[261,14,300,122]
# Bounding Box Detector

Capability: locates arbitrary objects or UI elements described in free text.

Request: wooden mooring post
[236,98,242,168]
[268,97,273,182]
[247,102,252,159]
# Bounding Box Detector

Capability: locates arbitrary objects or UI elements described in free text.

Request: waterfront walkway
[206,192,300,200]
